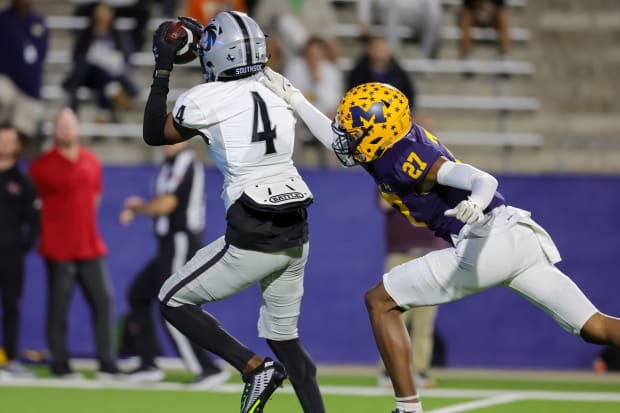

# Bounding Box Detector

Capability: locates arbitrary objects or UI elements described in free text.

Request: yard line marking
[426,394,526,413]
[1,378,620,404]
[523,391,620,402]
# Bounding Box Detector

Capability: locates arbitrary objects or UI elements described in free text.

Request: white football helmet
[199,11,268,82]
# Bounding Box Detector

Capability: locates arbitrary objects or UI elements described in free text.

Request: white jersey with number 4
[171,74,302,209]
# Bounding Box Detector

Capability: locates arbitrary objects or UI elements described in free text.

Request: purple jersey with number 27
[363,124,506,244]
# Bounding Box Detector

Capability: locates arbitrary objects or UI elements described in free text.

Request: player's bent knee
[258,314,299,341]
[581,312,608,344]
[581,312,620,346]
[364,281,394,314]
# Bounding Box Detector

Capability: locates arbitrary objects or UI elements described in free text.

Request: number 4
[251,92,277,154]
[175,105,186,124]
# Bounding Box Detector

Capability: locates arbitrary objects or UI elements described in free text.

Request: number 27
[402,151,428,180]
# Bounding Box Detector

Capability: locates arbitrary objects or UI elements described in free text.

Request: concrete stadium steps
[9,0,549,170]
[41,84,540,115]
[532,0,618,12]
[421,109,538,132]
[336,35,534,61]
[331,0,530,26]
[43,48,536,87]
[42,121,546,172]
[526,0,620,152]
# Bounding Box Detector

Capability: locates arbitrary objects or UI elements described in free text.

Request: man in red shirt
[29,108,118,379]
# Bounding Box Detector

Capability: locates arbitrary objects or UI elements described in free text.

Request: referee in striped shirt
[119,142,229,388]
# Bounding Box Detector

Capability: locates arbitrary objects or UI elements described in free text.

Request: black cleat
[240,358,287,413]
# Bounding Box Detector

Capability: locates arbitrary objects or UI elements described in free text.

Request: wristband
[153,69,171,79]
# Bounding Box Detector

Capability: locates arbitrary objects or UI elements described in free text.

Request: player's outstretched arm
[260,67,335,150]
[436,158,498,224]
[143,22,187,146]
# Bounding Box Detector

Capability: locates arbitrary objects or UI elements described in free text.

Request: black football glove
[178,16,203,41]
[152,21,187,71]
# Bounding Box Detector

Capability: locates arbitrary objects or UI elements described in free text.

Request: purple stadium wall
[15,166,620,369]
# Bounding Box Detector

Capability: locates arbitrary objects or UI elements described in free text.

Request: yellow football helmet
[332,82,412,166]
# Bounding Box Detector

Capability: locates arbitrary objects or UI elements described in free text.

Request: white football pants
[384,206,598,335]
[159,236,308,341]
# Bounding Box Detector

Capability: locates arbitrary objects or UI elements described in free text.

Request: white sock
[395,395,423,412]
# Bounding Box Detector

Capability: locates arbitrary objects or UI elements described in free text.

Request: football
[164,18,203,64]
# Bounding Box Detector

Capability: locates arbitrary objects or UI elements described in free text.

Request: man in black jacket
[347,35,416,111]
[0,126,38,377]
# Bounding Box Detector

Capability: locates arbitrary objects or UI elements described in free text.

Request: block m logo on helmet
[350,102,387,128]
[334,82,411,165]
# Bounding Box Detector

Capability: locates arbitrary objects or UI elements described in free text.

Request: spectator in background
[254,0,339,64]
[73,0,150,52]
[0,0,48,142]
[0,127,39,378]
[63,2,138,122]
[377,194,447,389]
[348,35,416,111]
[29,108,119,379]
[185,0,246,25]
[460,0,511,62]
[119,142,231,389]
[284,37,343,167]
[348,35,434,142]
[357,0,442,59]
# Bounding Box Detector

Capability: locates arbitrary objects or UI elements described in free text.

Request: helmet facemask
[331,118,375,167]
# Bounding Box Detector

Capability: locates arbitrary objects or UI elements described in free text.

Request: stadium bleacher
[16,0,620,172]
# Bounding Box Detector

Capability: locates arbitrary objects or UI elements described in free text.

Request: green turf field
[1,366,619,412]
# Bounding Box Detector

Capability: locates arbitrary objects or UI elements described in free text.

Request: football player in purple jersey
[259,69,620,413]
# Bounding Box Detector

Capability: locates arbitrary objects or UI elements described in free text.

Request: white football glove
[259,67,301,104]
[444,197,484,225]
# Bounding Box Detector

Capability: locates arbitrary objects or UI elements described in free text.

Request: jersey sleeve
[172,90,209,132]
[390,139,442,188]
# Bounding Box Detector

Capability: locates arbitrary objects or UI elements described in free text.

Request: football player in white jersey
[259,70,620,413]
[143,12,325,413]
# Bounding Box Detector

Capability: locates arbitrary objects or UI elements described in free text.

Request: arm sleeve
[436,161,498,210]
[289,93,335,150]
[143,76,173,146]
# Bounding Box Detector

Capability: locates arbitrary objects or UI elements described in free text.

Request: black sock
[268,339,326,413]
[160,303,254,372]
